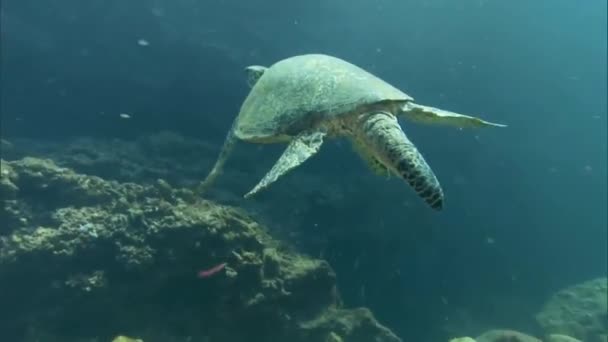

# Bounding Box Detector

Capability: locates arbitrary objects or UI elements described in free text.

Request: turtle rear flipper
[197,124,238,195]
[244,130,326,198]
[358,112,444,210]
[402,102,507,128]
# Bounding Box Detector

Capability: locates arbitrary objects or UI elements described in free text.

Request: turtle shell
[233,54,413,142]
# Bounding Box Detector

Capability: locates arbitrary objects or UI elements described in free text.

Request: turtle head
[245,65,267,88]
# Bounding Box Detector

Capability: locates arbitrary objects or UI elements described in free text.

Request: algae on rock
[536,277,608,342]
[0,157,400,342]
[475,329,541,342]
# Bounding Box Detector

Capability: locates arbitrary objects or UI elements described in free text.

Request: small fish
[137,39,150,46]
[119,113,131,119]
[197,262,226,278]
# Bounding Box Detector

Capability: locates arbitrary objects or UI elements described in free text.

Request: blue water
[1,0,606,341]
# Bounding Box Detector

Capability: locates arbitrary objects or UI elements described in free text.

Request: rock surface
[536,277,608,342]
[546,334,583,342]
[449,337,477,342]
[475,329,541,342]
[0,157,401,342]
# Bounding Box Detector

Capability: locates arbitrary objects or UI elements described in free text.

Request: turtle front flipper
[244,130,326,198]
[356,112,444,210]
[401,102,507,128]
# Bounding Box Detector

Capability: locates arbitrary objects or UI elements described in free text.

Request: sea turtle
[198,54,506,210]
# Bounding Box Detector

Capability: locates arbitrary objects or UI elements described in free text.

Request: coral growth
[0,157,400,342]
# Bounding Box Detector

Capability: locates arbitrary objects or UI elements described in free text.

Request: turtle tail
[356,112,444,210]
[196,126,237,196]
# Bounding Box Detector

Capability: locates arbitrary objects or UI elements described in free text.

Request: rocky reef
[0,157,400,342]
[474,329,541,342]
[3,136,606,342]
[536,277,608,342]
[450,329,583,342]
[447,276,608,342]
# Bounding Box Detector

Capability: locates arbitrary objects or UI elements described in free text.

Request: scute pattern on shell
[233,54,413,141]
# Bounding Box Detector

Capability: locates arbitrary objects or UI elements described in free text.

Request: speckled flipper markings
[356,112,444,210]
[244,130,326,198]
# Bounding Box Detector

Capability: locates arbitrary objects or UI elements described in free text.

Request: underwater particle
[119,113,131,119]
[582,165,593,173]
[150,7,164,17]
[485,237,495,244]
[358,285,366,302]
[452,175,467,185]
[197,262,227,278]
[137,39,149,46]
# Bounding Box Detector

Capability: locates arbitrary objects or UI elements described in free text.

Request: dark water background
[1,0,606,340]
